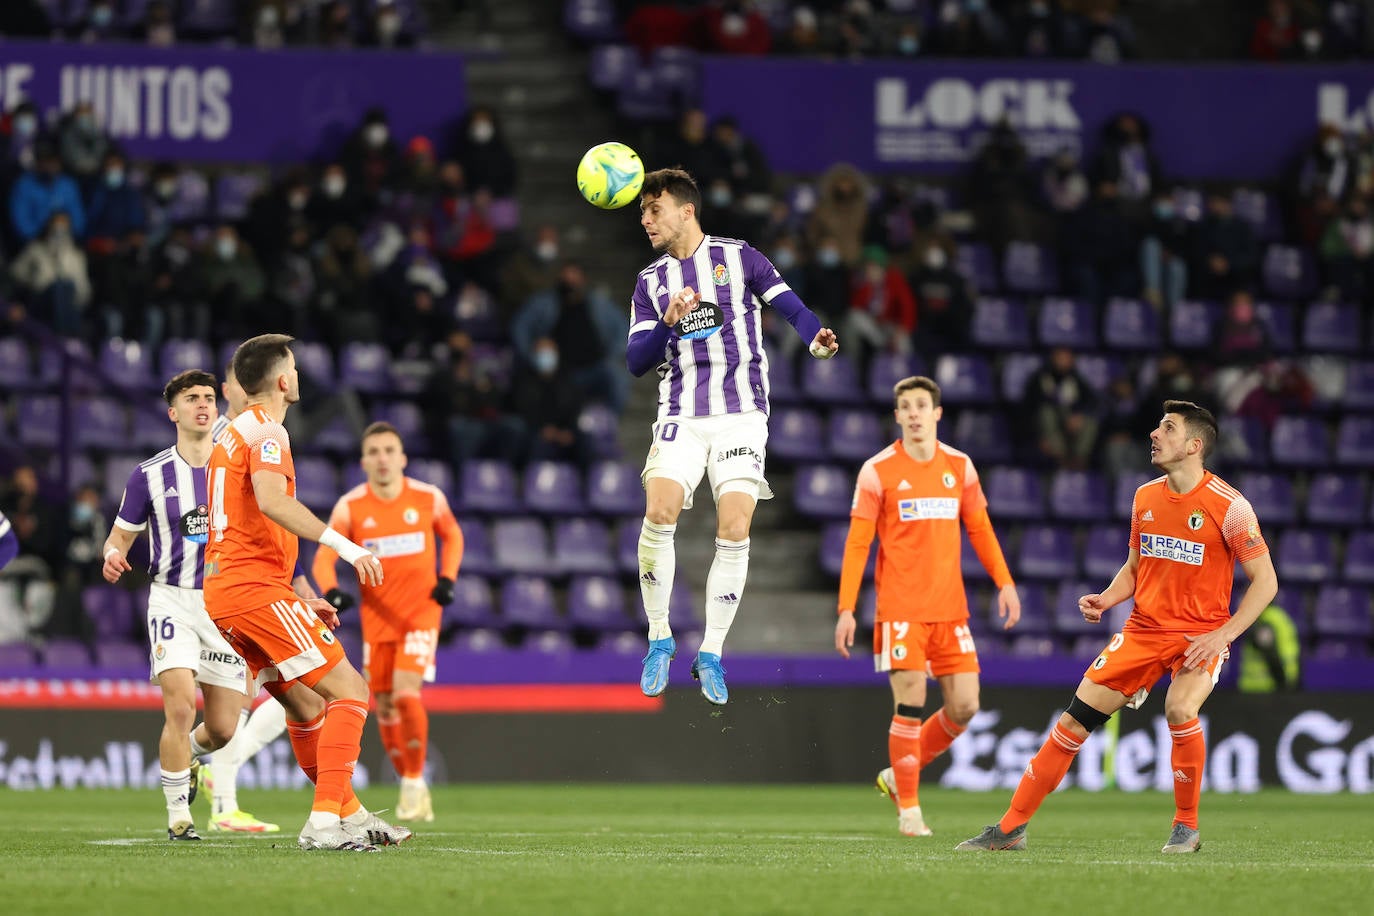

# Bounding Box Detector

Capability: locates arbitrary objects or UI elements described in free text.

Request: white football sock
[699,537,749,656]
[188,727,211,758]
[637,519,677,641]
[308,810,341,829]
[210,699,288,815]
[209,708,251,815]
[161,767,192,827]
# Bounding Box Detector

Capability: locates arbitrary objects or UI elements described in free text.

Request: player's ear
[167,405,177,423]
[933,405,943,422]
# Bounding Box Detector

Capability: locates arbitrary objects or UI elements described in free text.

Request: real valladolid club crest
[1188,509,1205,531]
[713,263,729,286]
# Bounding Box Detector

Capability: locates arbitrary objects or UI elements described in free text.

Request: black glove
[324,588,355,613]
[430,577,455,606]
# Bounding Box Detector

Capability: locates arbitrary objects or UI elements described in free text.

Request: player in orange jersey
[834,376,1021,838]
[205,333,406,852]
[957,400,1277,855]
[313,421,463,823]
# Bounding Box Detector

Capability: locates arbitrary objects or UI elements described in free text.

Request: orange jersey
[205,405,299,619]
[312,477,463,642]
[1127,471,1268,633]
[846,439,1012,624]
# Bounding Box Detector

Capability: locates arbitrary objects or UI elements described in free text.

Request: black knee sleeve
[1065,697,1111,733]
[896,703,925,720]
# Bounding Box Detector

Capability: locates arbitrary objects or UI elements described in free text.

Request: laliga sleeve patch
[260,438,283,465]
[675,300,725,340]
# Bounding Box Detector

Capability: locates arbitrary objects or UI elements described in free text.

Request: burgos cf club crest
[713,263,730,286]
[942,472,957,489]
[403,507,419,525]
[315,621,336,646]
[1188,509,1205,531]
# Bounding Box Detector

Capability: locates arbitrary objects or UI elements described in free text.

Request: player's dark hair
[232,333,295,396]
[1163,399,1218,460]
[893,375,941,409]
[360,421,404,452]
[640,168,701,215]
[162,369,217,405]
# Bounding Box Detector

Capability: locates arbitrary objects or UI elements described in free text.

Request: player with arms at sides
[834,376,1020,838]
[957,400,1277,855]
[313,422,463,822]
[206,333,406,852]
[628,167,838,705]
[100,370,272,839]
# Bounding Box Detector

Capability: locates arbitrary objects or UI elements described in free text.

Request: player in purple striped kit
[628,168,838,705]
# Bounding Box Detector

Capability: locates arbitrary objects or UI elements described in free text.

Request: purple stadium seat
[992,583,1049,634]
[492,518,551,576]
[1342,531,1374,585]
[1103,298,1162,351]
[567,575,631,632]
[770,409,825,466]
[1262,245,1318,301]
[1002,242,1058,295]
[1052,580,1102,636]
[951,409,1012,464]
[669,576,704,629]
[1230,188,1282,241]
[1110,477,1154,519]
[103,454,142,501]
[1169,300,1219,350]
[800,354,866,406]
[180,0,237,35]
[1336,415,1374,467]
[523,461,586,517]
[82,586,135,641]
[618,68,675,122]
[95,641,149,675]
[933,354,996,405]
[856,584,876,628]
[960,535,985,578]
[293,341,336,387]
[373,400,426,443]
[785,183,817,220]
[867,352,928,406]
[166,170,211,223]
[578,404,622,460]
[407,458,455,499]
[1311,586,1372,638]
[564,0,620,41]
[820,521,872,581]
[1253,302,1296,353]
[0,338,34,389]
[294,456,340,511]
[338,343,392,395]
[1275,529,1335,584]
[500,576,564,630]
[1070,634,1108,659]
[131,403,173,450]
[1234,472,1297,526]
[0,643,37,672]
[527,630,575,654]
[1000,353,1041,402]
[1006,635,1057,657]
[1048,470,1109,521]
[1277,417,1335,469]
[826,408,889,463]
[1344,361,1374,411]
[587,461,642,517]
[552,517,616,576]
[1038,297,1098,349]
[1016,525,1077,579]
[614,517,641,576]
[1217,415,1269,469]
[767,352,803,407]
[1304,472,1364,526]
[41,638,92,670]
[75,398,131,449]
[461,460,522,515]
[214,171,266,222]
[1303,302,1361,353]
[652,46,700,103]
[448,519,492,579]
[443,576,496,629]
[985,467,1045,520]
[17,395,61,448]
[38,339,98,392]
[159,339,214,378]
[957,243,1000,293]
[971,297,1031,348]
[310,414,359,454]
[99,339,158,391]
[1071,354,1122,394]
[793,465,855,520]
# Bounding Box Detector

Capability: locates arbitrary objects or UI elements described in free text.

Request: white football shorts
[145,582,248,693]
[641,411,774,511]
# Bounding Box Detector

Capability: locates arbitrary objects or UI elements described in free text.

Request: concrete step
[465,56,589,85]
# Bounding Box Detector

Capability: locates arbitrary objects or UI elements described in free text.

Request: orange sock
[312,698,368,817]
[394,692,429,780]
[919,708,966,768]
[1000,722,1083,833]
[888,715,922,809]
[286,710,325,784]
[1169,718,1205,830]
[378,712,404,778]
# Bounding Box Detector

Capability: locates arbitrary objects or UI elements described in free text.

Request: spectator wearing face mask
[382,221,450,351]
[194,224,267,333]
[1042,148,1089,221]
[1009,0,1066,58]
[454,107,517,197]
[137,0,177,47]
[909,241,972,356]
[248,1,285,49]
[10,211,91,338]
[433,161,499,293]
[1139,190,1190,309]
[1319,195,1374,302]
[1091,113,1160,228]
[364,0,414,48]
[55,484,107,638]
[341,107,402,203]
[10,142,86,245]
[242,167,312,273]
[1190,192,1258,301]
[778,5,832,55]
[313,224,376,346]
[968,120,1038,255]
[701,0,773,55]
[308,161,366,233]
[507,337,592,467]
[140,162,183,248]
[888,21,923,58]
[805,232,852,323]
[85,151,146,255]
[929,0,1009,57]
[808,163,870,269]
[654,109,726,193]
[75,0,119,42]
[2,101,44,183]
[501,224,563,313]
[842,245,915,368]
[1023,346,1100,470]
[422,345,525,468]
[56,102,110,184]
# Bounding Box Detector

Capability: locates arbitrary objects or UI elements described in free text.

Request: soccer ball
[577,141,645,210]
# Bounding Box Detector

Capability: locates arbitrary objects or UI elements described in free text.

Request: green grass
[4,786,1373,915]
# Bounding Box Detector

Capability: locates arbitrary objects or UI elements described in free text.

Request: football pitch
[6,785,1372,915]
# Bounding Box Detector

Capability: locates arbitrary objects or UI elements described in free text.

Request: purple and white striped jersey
[211,414,231,442]
[114,449,210,589]
[629,235,791,420]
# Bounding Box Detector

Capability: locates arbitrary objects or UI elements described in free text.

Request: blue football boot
[691,652,728,705]
[640,637,676,697]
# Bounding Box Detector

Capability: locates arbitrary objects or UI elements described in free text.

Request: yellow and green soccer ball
[577,141,645,209]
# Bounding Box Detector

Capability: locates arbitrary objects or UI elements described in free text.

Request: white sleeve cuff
[113,517,147,533]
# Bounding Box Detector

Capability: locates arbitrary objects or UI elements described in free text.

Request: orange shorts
[361,627,439,694]
[1084,628,1229,708]
[216,595,347,691]
[873,618,980,677]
